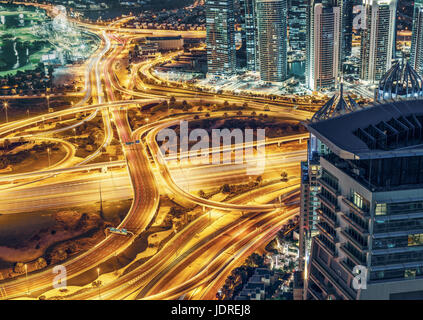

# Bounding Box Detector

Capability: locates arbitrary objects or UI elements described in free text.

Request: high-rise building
[205,0,237,76]
[288,0,308,52]
[304,99,423,300]
[256,0,288,82]
[340,0,354,62]
[306,2,341,91]
[411,0,423,75]
[298,84,360,281]
[243,0,258,71]
[359,0,397,83]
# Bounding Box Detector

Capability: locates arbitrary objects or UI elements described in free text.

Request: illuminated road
[0,8,312,300]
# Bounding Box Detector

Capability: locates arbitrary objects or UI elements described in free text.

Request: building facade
[340,0,354,62]
[299,84,360,281]
[411,0,423,76]
[306,2,341,91]
[304,99,423,300]
[242,0,258,71]
[206,0,237,76]
[256,0,288,83]
[359,0,397,83]
[288,0,308,52]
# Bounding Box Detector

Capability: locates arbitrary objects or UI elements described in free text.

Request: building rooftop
[376,60,423,102]
[307,99,423,160]
[311,83,361,122]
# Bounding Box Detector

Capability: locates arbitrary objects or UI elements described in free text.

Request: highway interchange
[0,4,315,300]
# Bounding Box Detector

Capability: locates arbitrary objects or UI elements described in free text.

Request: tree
[281,171,288,182]
[3,139,10,150]
[256,175,262,185]
[198,190,206,198]
[35,257,47,270]
[223,100,229,108]
[245,253,265,268]
[242,102,248,108]
[169,96,176,105]
[14,262,25,274]
[221,184,231,193]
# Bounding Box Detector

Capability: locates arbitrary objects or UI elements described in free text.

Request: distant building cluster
[235,268,275,300]
[204,0,423,92]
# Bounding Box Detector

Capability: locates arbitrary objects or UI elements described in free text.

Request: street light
[97,268,101,300]
[46,95,50,111]
[47,148,51,168]
[24,264,29,295]
[73,128,76,143]
[3,101,8,123]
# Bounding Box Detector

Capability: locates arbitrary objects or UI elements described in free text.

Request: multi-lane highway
[0,8,313,300]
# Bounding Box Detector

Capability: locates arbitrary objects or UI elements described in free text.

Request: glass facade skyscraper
[206,0,237,76]
[306,1,341,91]
[304,99,423,299]
[411,0,423,75]
[256,0,288,83]
[359,0,397,83]
[243,0,258,71]
[288,0,308,52]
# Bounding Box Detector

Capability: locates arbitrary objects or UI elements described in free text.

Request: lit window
[375,203,387,216]
[353,191,364,209]
[408,233,423,246]
[405,269,416,279]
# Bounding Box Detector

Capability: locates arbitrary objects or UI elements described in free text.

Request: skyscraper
[411,0,423,75]
[298,84,360,281]
[256,0,288,82]
[206,0,237,76]
[288,0,308,52]
[304,99,423,300]
[243,0,258,71]
[340,0,354,62]
[359,0,397,83]
[306,2,341,91]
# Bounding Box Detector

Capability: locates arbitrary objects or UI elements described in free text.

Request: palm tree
[14,262,25,274]
[3,139,10,150]
[35,257,47,270]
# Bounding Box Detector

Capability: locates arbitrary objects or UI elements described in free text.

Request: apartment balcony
[311,259,355,300]
[341,230,368,252]
[314,234,337,256]
[317,208,338,229]
[339,258,356,276]
[317,223,338,244]
[342,197,370,218]
[318,177,340,198]
[307,283,325,300]
[339,212,369,235]
[317,192,339,212]
[339,243,367,266]
[308,273,327,300]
